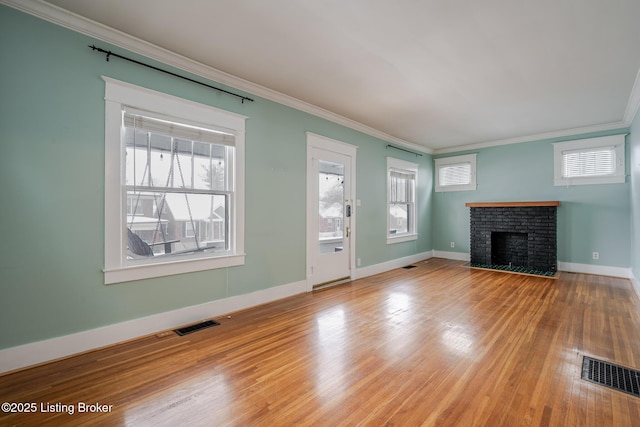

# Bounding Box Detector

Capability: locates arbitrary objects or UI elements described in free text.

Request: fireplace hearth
[465,201,559,276]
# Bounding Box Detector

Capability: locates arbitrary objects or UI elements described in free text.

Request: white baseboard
[2,254,633,374]
[354,251,434,279]
[557,261,631,279]
[431,252,632,279]
[0,280,307,374]
[629,272,639,300]
[432,250,471,262]
[0,250,436,374]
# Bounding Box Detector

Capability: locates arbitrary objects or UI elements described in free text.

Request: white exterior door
[307,133,357,290]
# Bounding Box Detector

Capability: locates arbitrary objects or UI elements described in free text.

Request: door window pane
[318,160,344,255]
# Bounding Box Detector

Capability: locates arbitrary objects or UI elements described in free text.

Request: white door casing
[306,133,357,290]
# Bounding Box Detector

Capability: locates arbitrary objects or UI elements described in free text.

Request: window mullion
[191,140,195,189]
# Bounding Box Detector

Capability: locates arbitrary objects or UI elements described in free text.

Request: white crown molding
[433,120,629,155]
[624,67,640,125]
[3,1,637,157]
[1,0,431,154]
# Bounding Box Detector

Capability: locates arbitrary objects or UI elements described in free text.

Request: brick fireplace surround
[465,201,560,275]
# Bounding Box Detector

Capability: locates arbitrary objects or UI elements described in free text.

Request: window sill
[553,175,625,186]
[387,233,418,245]
[435,184,477,192]
[104,253,245,284]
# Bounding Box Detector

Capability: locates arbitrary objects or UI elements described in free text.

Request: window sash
[124,134,232,193]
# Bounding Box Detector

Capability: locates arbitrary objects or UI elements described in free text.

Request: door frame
[306,132,357,292]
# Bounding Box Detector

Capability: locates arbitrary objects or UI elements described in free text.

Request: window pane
[389,203,409,235]
[148,134,172,187]
[125,128,150,187]
[318,161,344,255]
[194,143,227,191]
[172,139,194,189]
[126,191,227,257]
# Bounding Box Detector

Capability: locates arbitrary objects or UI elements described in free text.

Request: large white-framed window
[435,153,477,192]
[103,77,246,284]
[553,135,626,186]
[387,157,418,244]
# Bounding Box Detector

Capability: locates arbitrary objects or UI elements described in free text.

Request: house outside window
[103,77,246,284]
[387,157,418,244]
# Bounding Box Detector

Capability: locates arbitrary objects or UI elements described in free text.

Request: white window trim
[387,157,418,244]
[434,153,477,192]
[553,134,626,186]
[103,77,246,284]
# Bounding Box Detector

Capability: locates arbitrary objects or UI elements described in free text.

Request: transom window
[103,77,246,284]
[553,135,626,186]
[435,154,477,192]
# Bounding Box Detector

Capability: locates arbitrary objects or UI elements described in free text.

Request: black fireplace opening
[491,232,528,267]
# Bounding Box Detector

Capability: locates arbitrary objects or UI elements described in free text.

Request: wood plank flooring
[2,258,640,426]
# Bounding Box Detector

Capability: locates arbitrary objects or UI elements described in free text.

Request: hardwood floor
[2,258,640,426]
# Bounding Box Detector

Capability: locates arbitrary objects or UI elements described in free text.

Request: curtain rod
[386,144,423,157]
[89,45,254,103]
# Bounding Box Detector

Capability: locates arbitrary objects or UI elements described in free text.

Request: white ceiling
[30,1,640,151]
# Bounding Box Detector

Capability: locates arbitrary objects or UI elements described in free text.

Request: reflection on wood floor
[2,258,640,426]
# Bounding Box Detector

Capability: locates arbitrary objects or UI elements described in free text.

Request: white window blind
[439,163,472,186]
[124,108,235,146]
[561,147,615,178]
[389,170,415,203]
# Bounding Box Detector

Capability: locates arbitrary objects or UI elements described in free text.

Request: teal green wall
[433,131,631,268]
[0,7,433,350]
[631,109,640,280]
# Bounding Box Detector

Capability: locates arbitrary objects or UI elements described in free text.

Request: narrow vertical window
[387,157,418,244]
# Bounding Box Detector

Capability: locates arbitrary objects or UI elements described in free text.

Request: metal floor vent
[403,265,417,269]
[582,356,640,398]
[174,320,220,336]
